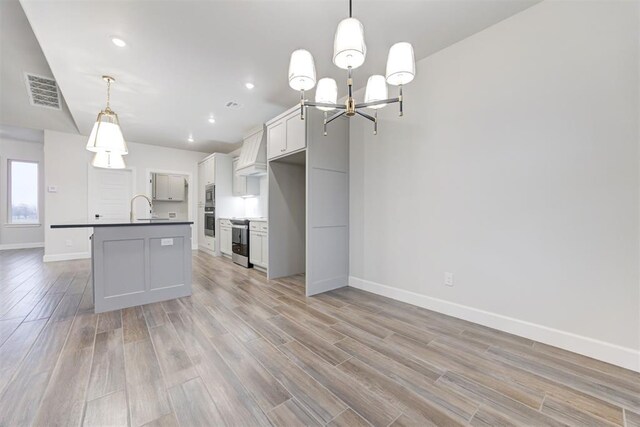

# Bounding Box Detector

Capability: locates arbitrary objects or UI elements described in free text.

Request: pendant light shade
[385,42,415,86]
[91,151,126,169]
[333,18,366,70]
[288,49,316,91]
[364,75,388,109]
[86,110,128,154]
[86,76,128,155]
[315,78,338,111]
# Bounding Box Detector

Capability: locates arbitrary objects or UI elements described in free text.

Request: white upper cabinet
[153,174,185,201]
[267,120,286,159]
[285,111,306,153]
[197,163,205,206]
[266,106,306,160]
[198,156,216,187]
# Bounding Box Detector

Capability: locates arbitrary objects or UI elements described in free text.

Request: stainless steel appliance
[231,219,251,268]
[204,184,215,237]
[205,184,215,209]
[204,209,215,237]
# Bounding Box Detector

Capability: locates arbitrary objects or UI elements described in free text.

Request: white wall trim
[0,242,44,250]
[349,276,640,373]
[43,251,91,262]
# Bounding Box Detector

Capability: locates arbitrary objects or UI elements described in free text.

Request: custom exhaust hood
[236,126,267,176]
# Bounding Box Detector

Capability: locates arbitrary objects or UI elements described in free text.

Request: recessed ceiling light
[208,117,216,124]
[187,135,194,143]
[245,82,255,90]
[111,37,127,48]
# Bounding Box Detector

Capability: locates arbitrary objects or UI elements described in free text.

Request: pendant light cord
[106,79,111,109]
[349,0,352,17]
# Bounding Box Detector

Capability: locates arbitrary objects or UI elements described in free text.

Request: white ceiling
[18,0,539,153]
[0,0,77,135]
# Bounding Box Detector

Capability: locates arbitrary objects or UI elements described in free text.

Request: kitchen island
[51,219,193,313]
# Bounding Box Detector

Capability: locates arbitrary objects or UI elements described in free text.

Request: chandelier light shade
[91,151,126,169]
[315,78,338,111]
[86,116,127,154]
[288,0,415,135]
[333,18,366,70]
[385,42,415,86]
[288,49,316,91]
[364,75,388,109]
[86,76,128,155]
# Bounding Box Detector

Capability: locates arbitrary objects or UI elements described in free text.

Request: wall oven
[204,208,215,237]
[231,219,251,268]
[204,184,215,237]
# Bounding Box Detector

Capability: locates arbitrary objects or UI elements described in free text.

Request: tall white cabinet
[197,153,233,256]
[267,105,349,296]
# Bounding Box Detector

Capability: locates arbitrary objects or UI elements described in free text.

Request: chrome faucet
[130,194,153,222]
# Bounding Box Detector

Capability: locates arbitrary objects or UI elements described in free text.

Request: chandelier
[287,0,415,135]
[86,75,128,168]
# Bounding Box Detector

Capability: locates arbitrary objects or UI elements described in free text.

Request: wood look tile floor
[0,248,639,426]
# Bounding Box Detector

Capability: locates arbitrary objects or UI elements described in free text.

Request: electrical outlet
[444,272,454,287]
[65,239,73,247]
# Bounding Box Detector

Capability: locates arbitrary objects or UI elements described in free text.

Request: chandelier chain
[106,78,111,109]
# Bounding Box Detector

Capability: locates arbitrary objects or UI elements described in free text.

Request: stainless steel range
[231,219,251,268]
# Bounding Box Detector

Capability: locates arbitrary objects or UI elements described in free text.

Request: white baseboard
[43,252,91,262]
[0,242,44,250]
[349,276,640,373]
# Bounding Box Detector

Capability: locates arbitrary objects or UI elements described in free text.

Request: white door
[88,168,133,220]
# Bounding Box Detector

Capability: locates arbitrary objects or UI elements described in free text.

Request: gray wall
[349,1,639,369]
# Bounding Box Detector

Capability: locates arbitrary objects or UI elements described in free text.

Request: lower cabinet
[249,221,268,269]
[220,219,232,256]
[201,235,215,253]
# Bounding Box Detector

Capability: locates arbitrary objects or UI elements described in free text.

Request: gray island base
[51,220,193,313]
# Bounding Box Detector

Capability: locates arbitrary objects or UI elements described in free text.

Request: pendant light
[91,151,126,169]
[86,76,128,155]
[386,42,415,86]
[287,0,415,135]
[288,49,316,91]
[315,78,338,111]
[333,17,366,70]
[364,75,388,109]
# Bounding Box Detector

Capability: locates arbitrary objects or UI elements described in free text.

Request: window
[8,160,39,224]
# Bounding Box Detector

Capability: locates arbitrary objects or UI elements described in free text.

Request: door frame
[87,164,136,221]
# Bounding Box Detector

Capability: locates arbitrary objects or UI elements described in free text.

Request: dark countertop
[51,218,194,228]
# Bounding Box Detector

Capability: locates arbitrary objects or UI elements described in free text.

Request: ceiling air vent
[24,73,61,110]
[225,101,242,110]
